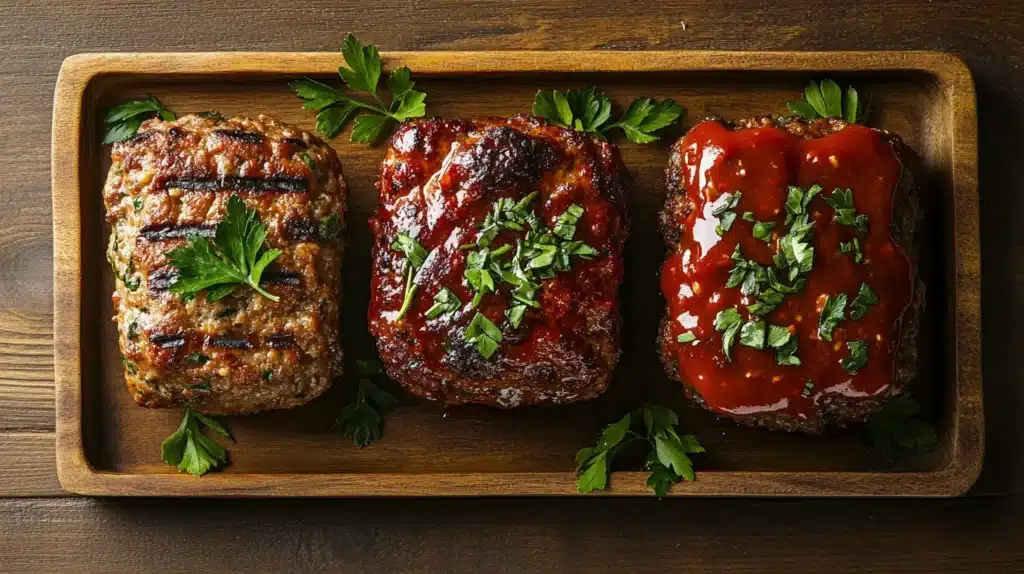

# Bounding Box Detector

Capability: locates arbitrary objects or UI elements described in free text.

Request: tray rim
[51,50,983,497]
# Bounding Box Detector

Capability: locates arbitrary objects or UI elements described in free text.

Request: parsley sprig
[533,86,684,143]
[787,79,868,124]
[291,34,427,143]
[103,95,176,144]
[391,232,430,320]
[576,405,704,496]
[161,408,232,477]
[167,195,283,302]
[864,395,937,462]
[334,359,398,448]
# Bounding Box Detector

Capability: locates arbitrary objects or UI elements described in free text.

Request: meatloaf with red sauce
[103,114,346,414]
[368,116,630,407]
[658,116,922,433]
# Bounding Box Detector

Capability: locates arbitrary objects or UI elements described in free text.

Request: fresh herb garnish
[824,188,869,234]
[774,335,801,366]
[714,307,743,361]
[752,220,777,243]
[801,381,815,398]
[712,192,742,236]
[186,352,209,365]
[291,34,427,143]
[126,320,139,341]
[840,340,869,374]
[575,404,703,496]
[727,245,768,296]
[464,312,502,359]
[739,320,766,350]
[532,86,684,143]
[677,331,697,344]
[103,95,175,144]
[786,79,868,124]
[817,293,847,342]
[167,195,282,302]
[335,359,398,448]
[161,408,232,477]
[318,213,342,242]
[784,184,821,224]
[390,232,429,320]
[505,304,528,329]
[132,197,143,212]
[121,354,137,375]
[425,287,462,319]
[849,282,879,320]
[839,237,864,263]
[196,111,226,121]
[863,395,937,463]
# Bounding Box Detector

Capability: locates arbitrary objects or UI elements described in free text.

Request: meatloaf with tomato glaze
[658,116,923,433]
[368,116,630,407]
[103,114,346,414]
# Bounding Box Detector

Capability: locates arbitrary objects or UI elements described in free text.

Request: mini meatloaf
[368,116,630,407]
[658,116,923,433]
[103,114,346,414]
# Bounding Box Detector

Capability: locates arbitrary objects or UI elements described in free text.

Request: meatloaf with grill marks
[658,116,923,433]
[103,114,346,414]
[368,116,630,408]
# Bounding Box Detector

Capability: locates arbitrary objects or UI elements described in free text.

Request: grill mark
[163,176,308,194]
[284,217,317,241]
[266,333,297,349]
[150,334,186,349]
[139,223,216,241]
[280,137,308,149]
[148,269,177,292]
[209,336,253,350]
[213,130,265,144]
[261,271,301,285]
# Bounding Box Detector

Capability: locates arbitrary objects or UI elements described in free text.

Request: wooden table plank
[0,433,61,497]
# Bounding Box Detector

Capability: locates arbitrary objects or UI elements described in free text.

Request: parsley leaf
[103,95,175,144]
[787,79,869,124]
[863,395,937,463]
[335,359,398,448]
[318,213,342,242]
[840,237,864,263]
[291,34,427,143]
[752,220,777,243]
[576,405,703,496]
[464,312,503,359]
[677,331,697,344]
[425,287,462,319]
[167,195,282,302]
[775,335,802,366]
[817,293,847,342]
[824,188,869,234]
[849,282,879,320]
[161,408,232,477]
[532,86,683,143]
[391,232,430,320]
[739,320,766,349]
[840,340,869,374]
[714,307,743,361]
[505,304,528,329]
[712,191,742,236]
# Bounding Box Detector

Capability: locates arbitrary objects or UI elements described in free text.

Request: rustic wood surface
[1,0,1021,571]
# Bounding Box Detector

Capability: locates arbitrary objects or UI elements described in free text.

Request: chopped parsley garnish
[801,381,815,398]
[196,111,226,121]
[335,359,398,448]
[261,370,273,382]
[817,293,847,342]
[863,395,937,463]
[161,408,232,477]
[424,287,462,319]
[291,34,427,143]
[532,86,684,143]
[677,331,697,344]
[186,352,209,365]
[390,232,429,320]
[786,79,868,124]
[121,354,137,375]
[132,197,143,212]
[714,307,743,361]
[712,192,742,236]
[575,404,703,496]
[741,211,755,222]
[464,312,502,359]
[840,340,868,374]
[849,282,879,320]
[751,220,777,243]
[505,304,528,329]
[774,335,801,366]
[126,320,139,341]
[727,244,768,296]
[747,288,785,317]
[318,213,342,242]
[839,237,864,263]
[824,188,868,234]
[783,184,822,224]
[766,324,792,349]
[739,320,766,349]
[103,95,176,144]
[166,195,283,302]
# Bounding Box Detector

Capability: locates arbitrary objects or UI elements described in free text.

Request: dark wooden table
[1,0,1021,571]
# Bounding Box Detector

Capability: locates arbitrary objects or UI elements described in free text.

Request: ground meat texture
[103,114,346,414]
[368,116,630,407]
[658,117,923,433]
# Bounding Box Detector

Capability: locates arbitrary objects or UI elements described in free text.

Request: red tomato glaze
[660,120,912,425]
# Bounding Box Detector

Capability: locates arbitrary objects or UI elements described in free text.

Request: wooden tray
[52,51,983,497]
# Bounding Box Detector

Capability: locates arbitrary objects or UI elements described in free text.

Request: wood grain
[51,51,981,497]
[0,0,1022,570]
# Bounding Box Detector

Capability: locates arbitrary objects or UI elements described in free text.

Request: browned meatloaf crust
[367,116,630,407]
[657,116,923,433]
[103,114,346,414]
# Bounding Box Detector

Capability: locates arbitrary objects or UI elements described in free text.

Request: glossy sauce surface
[661,120,912,424]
